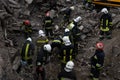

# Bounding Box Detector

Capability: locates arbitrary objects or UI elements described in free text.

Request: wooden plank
[108,0,120,3]
[93,2,120,7]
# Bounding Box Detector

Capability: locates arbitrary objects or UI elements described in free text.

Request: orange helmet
[96,42,104,50]
[24,20,30,25]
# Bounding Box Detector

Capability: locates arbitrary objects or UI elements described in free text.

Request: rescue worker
[67,16,82,30]
[36,44,52,80]
[17,37,35,73]
[51,36,63,59]
[60,36,75,69]
[90,42,105,80]
[63,6,75,24]
[67,16,82,55]
[72,16,82,55]
[64,28,73,44]
[51,36,63,49]
[87,0,92,10]
[43,11,54,38]
[58,61,77,80]
[36,30,49,52]
[20,20,33,38]
[99,8,112,40]
[83,0,92,10]
[49,0,57,11]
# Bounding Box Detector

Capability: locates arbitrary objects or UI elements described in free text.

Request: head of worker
[23,20,31,26]
[70,6,75,11]
[64,61,74,72]
[101,8,108,14]
[26,37,32,42]
[64,28,70,33]
[62,36,71,46]
[43,44,52,53]
[96,42,104,50]
[45,11,50,17]
[38,30,45,37]
[73,16,82,23]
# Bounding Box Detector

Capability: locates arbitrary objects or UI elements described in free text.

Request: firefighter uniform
[36,36,48,52]
[21,39,35,66]
[60,44,75,69]
[17,38,35,73]
[71,25,81,55]
[58,67,77,80]
[44,16,54,37]
[63,8,72,23]
[21,22,32,38]
[64,30,74,44]
[90,49,105,80]
[51,37,62,49]
[99,13,112,40]
[51,37,63,59]
[36,46,51,80]
[67,21,81,55]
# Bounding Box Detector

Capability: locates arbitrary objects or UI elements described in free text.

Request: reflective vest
[24,43,32,60]
[61,49,73,63]
[100,19,110,31]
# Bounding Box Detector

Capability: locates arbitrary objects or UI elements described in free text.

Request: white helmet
[101,8,108,14]
[39,30,45,37]
[43,44,52,52]
[66,0,71,2]
[64,61,74,72]
[74,16,82,23]
[62,36,71,46]
[65,28,70,32]
[27,37,32,42]
[70,6,75,10]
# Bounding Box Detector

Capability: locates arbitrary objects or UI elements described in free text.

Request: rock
[0,55,4,79]
[101,72,107,77]
[112,15,120,28]
[0,11,8,19]
[112,45,120,57]
[9,4,20,9]
[82,26,91,34]
[79,25,84,31]
[49,9,56,19]
[80,34,87,41]
[9,0,18,5]
[25,0,33,4]
[88,47,95,52]
[112,13,116,17]
[12,56,21,71]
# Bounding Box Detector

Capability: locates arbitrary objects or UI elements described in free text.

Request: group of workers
[17,0,113,80]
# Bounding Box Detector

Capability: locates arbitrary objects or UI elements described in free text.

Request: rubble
[0,0,120,80]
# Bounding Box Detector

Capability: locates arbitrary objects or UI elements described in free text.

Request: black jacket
[21,40,35,60]
[60,44,75,63]
[44,16,53,28]
[100,13,112,29]
[51,37,63,49]
[58,68,77,80]
[91,49,105,67]
[36,46,51,66]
